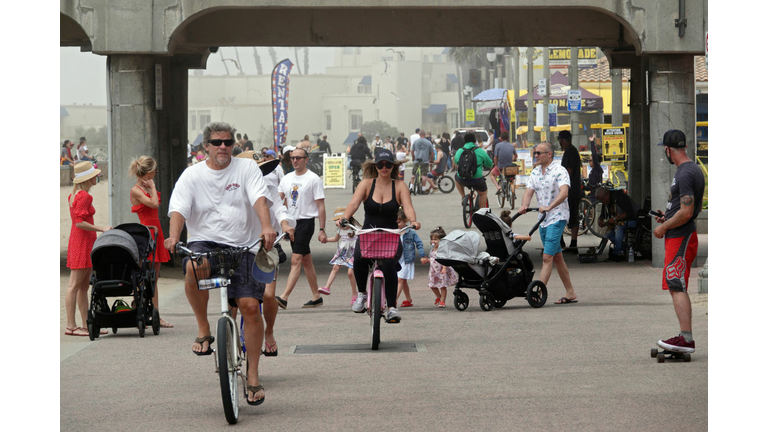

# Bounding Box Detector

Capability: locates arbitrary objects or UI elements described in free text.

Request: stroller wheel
[493,299,507,309]
[453,291,469,311]
[526,280,548,308]
[479,292,494,311]
[137,317,145,338]
[152,308,160,336]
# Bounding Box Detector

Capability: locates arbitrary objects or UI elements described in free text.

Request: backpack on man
[457,147,478,179]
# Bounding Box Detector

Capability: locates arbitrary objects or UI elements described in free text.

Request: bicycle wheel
[496,178,506,208]
[217,316,239,424]
[462,195,472,228]
[588,201,608,238]
[438,175,455,193]
[508,182,516,210]
[575,198,592,236]
[371,277,382,350]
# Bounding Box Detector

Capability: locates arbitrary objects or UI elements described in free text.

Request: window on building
[423,55,429,62]
[199,110,211,127]
[350,111,363,131]
[343,47,354,55]
[189,110,197,130]
[325,110,332,130]
[358,84,372,94]
[449,110,459,129]
[433,55,442,63]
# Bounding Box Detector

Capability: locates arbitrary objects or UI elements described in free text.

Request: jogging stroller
[86,223,160,340]
[436,207,548,311]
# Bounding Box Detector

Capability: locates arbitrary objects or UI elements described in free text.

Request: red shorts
[662,232,698,292]
[491,166,500,177]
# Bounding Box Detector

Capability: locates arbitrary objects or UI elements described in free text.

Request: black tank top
[362,178,399,229]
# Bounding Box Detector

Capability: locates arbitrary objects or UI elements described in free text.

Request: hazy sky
[60,47,337,106]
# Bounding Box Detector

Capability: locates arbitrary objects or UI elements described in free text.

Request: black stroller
[436,208,548,311]
[86,223,160,340]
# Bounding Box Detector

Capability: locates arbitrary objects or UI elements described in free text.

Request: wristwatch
[319,228,325,231]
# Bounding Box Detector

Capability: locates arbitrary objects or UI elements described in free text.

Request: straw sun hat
[72,161,101,184]
[236,150,280,176]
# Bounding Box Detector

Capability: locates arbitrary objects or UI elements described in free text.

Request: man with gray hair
[166,121,279,406]
[519,141,578,305]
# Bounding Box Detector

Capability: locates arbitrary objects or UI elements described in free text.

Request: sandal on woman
[246,384,265,406]
[64,327,78,336]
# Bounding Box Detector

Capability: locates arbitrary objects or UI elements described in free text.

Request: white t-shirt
[409,133,420,149]
[78,144,89,160]
[278,170,325,220]
[265,172,295,233]
[396,150,407,174]
[264,163,284,191]
[168,158,272,246]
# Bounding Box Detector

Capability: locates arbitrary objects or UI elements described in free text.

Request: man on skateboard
[652,130,705,355]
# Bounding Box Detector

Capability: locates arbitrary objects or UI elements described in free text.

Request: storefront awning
[426,104,446,115]
[358,75,371,85]
[343,132,359,144]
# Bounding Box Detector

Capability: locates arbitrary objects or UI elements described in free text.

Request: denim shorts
[539,220,567,256]
[182,241,265,305]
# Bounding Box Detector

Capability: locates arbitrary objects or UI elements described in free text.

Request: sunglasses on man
[533,151,551,156]
[208,139,235,147]
[290,156,306,161]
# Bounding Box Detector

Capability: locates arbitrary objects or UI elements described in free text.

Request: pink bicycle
[340,220,407,350]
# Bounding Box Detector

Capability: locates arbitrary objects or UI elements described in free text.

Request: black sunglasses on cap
[376,161,394,169]
[208,139,235,147]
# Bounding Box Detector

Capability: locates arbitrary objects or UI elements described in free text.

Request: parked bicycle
[176,233,286,425]
[339,219,407,350]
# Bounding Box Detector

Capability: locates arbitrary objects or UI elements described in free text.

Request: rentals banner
[272,59,293,154]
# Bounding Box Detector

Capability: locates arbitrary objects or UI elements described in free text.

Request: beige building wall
[60,105,108,140]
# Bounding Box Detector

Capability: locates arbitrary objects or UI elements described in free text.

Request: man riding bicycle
[410,130,435,193]
[165,122,288,406]
[454,132,494,210]
[489,131,518,195]
[349,136,372,182]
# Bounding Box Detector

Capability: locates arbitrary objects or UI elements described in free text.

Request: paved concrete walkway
[60,184,708,431]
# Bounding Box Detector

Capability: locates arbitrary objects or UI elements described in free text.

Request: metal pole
[543,47,551,143]
[513,48,521,134]
[527,48,535,145]
[569,47,580,148]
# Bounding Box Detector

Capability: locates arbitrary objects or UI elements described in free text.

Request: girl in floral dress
[319,207,361,305]
[420,226,458,308]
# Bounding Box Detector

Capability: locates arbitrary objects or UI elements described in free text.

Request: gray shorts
[182,241,265,305]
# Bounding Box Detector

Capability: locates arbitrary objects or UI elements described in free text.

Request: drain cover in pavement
[292,343,422,354]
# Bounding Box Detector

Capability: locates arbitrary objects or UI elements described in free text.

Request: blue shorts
[539,220,566,256]
[182,241,265,305]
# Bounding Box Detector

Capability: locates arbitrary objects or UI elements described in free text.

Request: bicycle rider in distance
[336,149,421,323]
[348,135,372,182]
[165,122,283,406]
[453,132,494,209]
[489,131,518,196]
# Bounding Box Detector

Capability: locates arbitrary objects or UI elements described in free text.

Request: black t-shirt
[396,136,408,147]
[451,136,464,153]
[600,191,639,222]
[350,141,372,161]
[560,145,582,193]
[318,140,331,154]
[665,161,705,238]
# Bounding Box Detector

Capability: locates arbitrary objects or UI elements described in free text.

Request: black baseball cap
[374,149,395,164]
[658,129,686,148]
[557,130,572,140]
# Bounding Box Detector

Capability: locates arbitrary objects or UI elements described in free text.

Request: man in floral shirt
[519,142,579,305]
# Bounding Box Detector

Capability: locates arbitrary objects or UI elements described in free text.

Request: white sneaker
[385,307,401,323]
[352,293,367,313]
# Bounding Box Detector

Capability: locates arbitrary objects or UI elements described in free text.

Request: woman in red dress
[66,162,112,336]
[129,156,173,328]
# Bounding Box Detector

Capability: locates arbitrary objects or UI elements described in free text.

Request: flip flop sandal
[159,321,175,328]
[262,341,278,357]
[246,384,265,406]
[192,335,215,356]
[555,297,578,304]
[64,327,78,336]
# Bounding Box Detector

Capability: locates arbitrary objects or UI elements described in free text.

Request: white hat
[282,145,296,155]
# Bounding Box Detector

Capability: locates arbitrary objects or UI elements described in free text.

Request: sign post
[567,90,582,112]
[601,127,627,162]
[322,153,347,188]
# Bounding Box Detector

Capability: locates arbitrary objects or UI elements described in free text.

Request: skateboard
[650,348,692,363]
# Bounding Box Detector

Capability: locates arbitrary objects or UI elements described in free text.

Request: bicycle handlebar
[176,233,287,259]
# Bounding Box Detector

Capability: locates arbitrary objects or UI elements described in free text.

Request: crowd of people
[60,137,94,166]
[63,120,704,408]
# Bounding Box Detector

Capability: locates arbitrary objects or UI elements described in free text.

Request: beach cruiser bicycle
[461,168,492,229]
[495,165,518,210]
[410,159,427,195]
[339,219,408,350]
[176,233,286,425]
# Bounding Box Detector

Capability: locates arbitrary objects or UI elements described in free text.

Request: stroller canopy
[472,208,515,259]
[436,230,492,264]
[91,229,140,269]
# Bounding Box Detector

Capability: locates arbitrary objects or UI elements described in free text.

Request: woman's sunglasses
[376,161,394,169]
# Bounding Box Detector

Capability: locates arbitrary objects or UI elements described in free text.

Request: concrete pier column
[647,55,696,268]
[107,55,159,227]
[628,63,647,202]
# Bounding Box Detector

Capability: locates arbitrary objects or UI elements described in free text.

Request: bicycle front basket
[359,231,400,259]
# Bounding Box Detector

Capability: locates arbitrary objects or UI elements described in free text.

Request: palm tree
[449,47,487,125]
[303,47,310,75]
[268,47,278,68]
[293,47,303,74]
